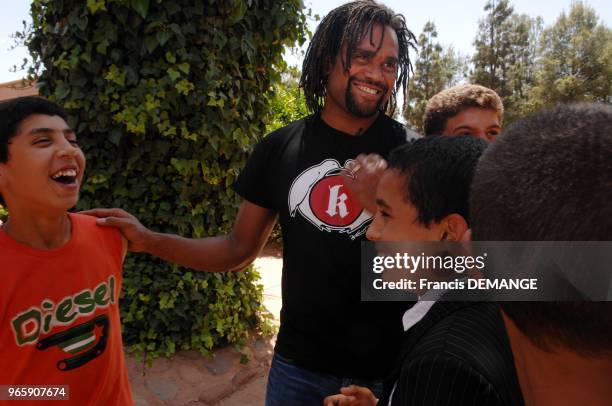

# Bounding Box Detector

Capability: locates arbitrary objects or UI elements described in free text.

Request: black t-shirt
[234,113,408,379]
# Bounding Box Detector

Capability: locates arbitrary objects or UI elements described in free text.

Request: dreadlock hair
[300,0,416,116]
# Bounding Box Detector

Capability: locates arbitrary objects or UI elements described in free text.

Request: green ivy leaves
[24,0,307,361]
[131,0,150,19]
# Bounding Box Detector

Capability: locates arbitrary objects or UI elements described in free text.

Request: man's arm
[82,200,277,272]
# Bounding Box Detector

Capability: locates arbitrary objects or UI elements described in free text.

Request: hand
[323,385,378,406]
[341,154,387,214]
[80,208,155,253]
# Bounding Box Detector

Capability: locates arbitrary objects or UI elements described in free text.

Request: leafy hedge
[265,66,308,133]
[22,0,307,359]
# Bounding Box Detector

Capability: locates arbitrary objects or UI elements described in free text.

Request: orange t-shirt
[0,213,133,405]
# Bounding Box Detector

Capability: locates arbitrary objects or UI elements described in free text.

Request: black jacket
[379,302,524,406]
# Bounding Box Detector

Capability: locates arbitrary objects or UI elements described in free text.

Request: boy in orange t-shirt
[0,97,133,405]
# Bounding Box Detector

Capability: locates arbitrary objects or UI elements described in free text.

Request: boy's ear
[441,213,469,242]
[460,228,473,255]
[461,228,472,242]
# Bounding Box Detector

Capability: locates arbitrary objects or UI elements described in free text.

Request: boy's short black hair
[471,103,612,241]
[387,135,487,227]
[0,96,68,163]
[0,96,67,205]
[470,103,612,355]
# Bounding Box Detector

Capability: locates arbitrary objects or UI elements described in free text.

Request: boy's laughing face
[0,114,85,214]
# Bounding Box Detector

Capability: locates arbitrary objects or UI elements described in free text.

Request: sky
[286,0,612,66]
[1,0,611,83]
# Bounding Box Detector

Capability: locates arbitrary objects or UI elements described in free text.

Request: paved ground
[255,249,283,327]
[216,249,282,406]
[128,248,283,406]
[217,374,269,406]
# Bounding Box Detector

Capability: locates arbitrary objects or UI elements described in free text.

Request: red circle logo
[309,175,363,226]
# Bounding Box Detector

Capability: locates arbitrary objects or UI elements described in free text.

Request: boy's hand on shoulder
[80,208,154,253]
[341,154,387,214]
[323,385,378,406]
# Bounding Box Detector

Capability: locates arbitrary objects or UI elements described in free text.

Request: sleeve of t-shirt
[104,228,125,269]
[94,219,125,270]
[73,213,124,270]
[232,134,277,211]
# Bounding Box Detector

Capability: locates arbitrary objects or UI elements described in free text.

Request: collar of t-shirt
[314,111,384,137]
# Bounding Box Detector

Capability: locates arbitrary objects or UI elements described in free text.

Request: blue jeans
[265,352,385,406]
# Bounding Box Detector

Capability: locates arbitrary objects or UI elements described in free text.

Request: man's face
[366,169,443,241]
[442,107,502,142]
[0,114,85,213]
[325,23,399,118]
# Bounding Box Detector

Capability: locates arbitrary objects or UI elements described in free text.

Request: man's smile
[351,79,386,98]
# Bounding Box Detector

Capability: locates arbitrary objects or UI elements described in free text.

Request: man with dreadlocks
[83,1,417,404]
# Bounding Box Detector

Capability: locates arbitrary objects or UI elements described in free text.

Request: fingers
[354,154,387,174]
[95,216,134,227]
[322,394,339,406]
[341,168,357,183]
[322,394,356,406]
[324,386,377,406]
[340,385,370,396]
[340,385,377,405]
[354,153,382,165]
[80,207,129,218]
[322,395,336,406]
[343,160,362,179]
[340,385,359,396]
[360,154,387,172]
[344,154,387,180]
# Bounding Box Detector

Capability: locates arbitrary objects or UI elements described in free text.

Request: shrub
[22,0,307,359]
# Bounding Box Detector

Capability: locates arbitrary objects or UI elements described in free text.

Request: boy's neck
[502,311,612,406]
[2,211,72,249]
